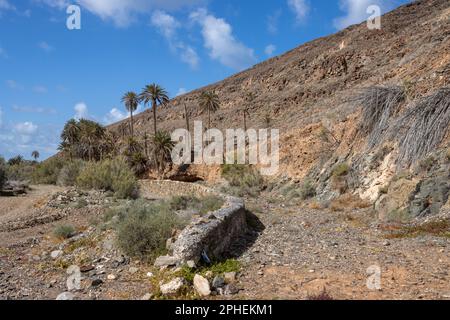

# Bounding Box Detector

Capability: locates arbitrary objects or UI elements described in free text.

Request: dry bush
[393,87,450,166]
[355,86,405,147]
[329,194,371,212]
[385,220,450,239]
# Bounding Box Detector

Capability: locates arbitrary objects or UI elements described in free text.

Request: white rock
[154,256,179,268]
[160,278,185,295]
[141,293,153,300]
[224,272,237,283]
[146,272,154,278]
[56,292,74,300]
[128,267,139,274]
[107,274,116,280]
[187,260,196,269]
[51,250,63,260]
[193,274,211,297]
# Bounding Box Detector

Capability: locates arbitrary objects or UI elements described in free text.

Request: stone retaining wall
[140,180,247,264]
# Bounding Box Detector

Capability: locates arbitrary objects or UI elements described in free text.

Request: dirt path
[233,198,450,300]
[0,185,65,225]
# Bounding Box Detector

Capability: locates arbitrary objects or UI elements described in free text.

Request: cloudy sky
[0,0,409,160]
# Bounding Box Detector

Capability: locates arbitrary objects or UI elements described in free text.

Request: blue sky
[0,0,410,160]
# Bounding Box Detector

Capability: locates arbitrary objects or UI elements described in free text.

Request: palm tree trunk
[152,99,157,136]
[130,110,134,137]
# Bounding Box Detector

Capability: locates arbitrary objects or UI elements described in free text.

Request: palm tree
[152,131,175,176]
[139,84,170,136]
[199,91,220,130]
[31,151,40,161]
[121,91,139,137]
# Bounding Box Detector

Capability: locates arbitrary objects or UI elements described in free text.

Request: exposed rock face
[160,278,185,295]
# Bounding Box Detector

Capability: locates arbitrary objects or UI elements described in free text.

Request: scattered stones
[128,267,139,274]
[50,250,63,260]
[80,265,95,273]
[141,293,154,300]
[193,274,211,297]
[224,272,237,283]
[154,255,179,268]
[160,278,185,295]
[91,279,103,287]
[107,274,116,281]
[56,292,75,300]
[212,276,225,289]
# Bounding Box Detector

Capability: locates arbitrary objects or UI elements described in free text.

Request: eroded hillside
[109,0,450,221]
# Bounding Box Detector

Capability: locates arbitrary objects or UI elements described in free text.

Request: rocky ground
[0,186,449,300]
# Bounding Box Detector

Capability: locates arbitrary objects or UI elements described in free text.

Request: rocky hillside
[110,0,450,221]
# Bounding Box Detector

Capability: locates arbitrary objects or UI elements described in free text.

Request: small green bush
[221,164,264,197]
[332,163,350,177]
[115,200,185,260]
[299,180,316,200]
[57,160,85,186]
[169,195,224,215]
[53,224,76,239]
[33,157,66,184]
[76,157,138,199]
[6,163,35,182]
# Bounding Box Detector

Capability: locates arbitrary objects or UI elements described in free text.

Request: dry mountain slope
[110,0,450,219]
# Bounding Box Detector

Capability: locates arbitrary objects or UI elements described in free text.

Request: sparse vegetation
[32,157,66,184]
[115,200,185,260]
[169,195,224,215]
[221,164,264,197]
[178,259,241,283]
[0,157,6,189]
[332,163,350,177]
[57,160,86,186]
[53,224,76,239]
[76,157,138,199]
[385,220,450,239]
[307,288,334,300]
[329,194,371,212]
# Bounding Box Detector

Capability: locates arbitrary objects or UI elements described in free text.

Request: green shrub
[76,157,138,199]
[221,164,264,197]
[115,200,185,260]
[33,157,66,184]
[57,160,85,186]
[0,160,6,189]
[169,195,224,215]
[53,224,76,239]
[6,163,35,182]
[299,180,316,200]
[332,163,350,177]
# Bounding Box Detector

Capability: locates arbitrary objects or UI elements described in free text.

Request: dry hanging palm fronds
[393,87,450,166]
[354,86,405,147]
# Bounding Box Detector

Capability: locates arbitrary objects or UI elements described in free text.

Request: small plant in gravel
[177,259,241,283]
[115,200,186,260]
[53,224,76,240]
[221,164,264,197]
[385,220,450,239]
[307,288,334,300]
[332,163,350,177]
[169,195,224,215]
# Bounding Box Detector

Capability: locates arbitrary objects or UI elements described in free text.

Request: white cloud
[6,80,23,90]
[33,85,48,93]
[190,8,256,71]
[151,10,199,69]
[176,88,187,96]
[74,102,88,119]
[288,0,309,23]
[0,0,15,11]
[265,44,276,56]
[103,104,143,124]
[38,41,54,52]
[104,108,126,124]
[333,0,388,30]
[12,105,56,114]
[38,0,205,27]
[267,9,282,34]
[14,121,38,136]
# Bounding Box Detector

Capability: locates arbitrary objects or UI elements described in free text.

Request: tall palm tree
[152,131,175,176]
[199,91,220,130]
[121,91,139,137]
[139,84,170,136]
[31,151,40,161]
